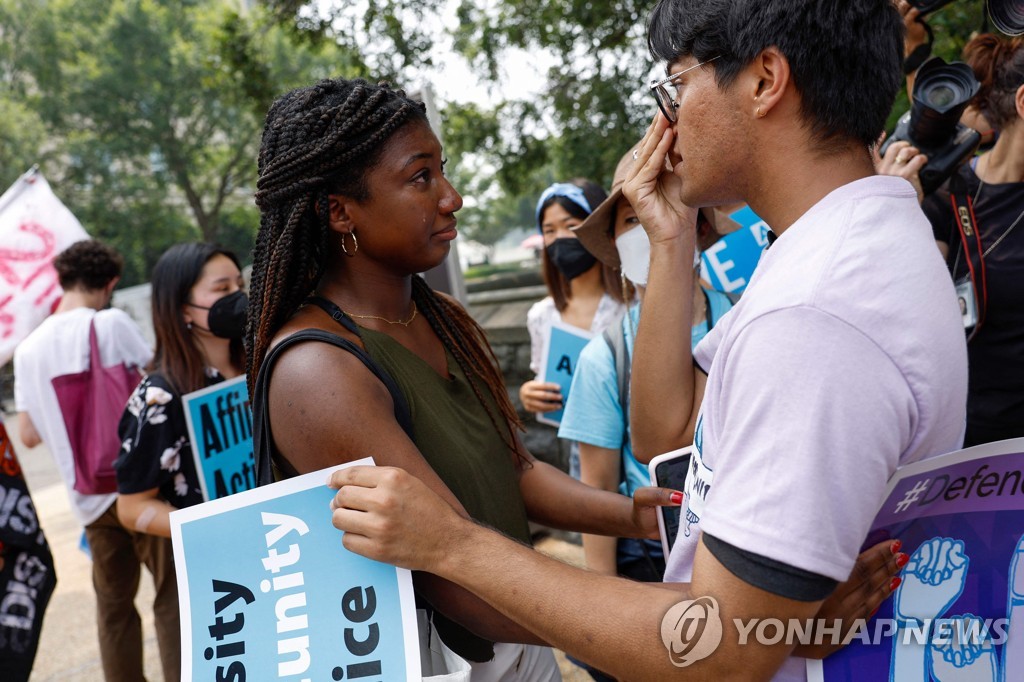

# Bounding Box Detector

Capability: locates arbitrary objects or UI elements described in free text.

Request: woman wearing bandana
[520,181,628,454]
[115,243,247,536]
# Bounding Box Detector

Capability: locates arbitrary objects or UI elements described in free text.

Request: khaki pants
[84,500,180,682]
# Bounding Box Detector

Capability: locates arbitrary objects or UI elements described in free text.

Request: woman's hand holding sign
[519,380,563,414]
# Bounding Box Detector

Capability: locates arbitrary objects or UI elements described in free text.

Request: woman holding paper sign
[519,180,627,422]
[115,243,247,538]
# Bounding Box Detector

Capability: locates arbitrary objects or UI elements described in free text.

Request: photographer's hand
[622,114,699,247]
[897,1,928,59]
[874,132,927,203]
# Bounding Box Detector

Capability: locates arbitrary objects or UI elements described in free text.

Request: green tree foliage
[0,0,362,285]
[448,1,650,201]
[260,0,444,79]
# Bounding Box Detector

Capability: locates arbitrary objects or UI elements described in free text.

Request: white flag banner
[0,168,89,366]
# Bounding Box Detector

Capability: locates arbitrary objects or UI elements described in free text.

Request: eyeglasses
[649,56,721,123]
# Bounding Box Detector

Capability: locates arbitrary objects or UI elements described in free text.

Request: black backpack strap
[252,328,414,486]
[602,312,631,455]
[603,315,665,578]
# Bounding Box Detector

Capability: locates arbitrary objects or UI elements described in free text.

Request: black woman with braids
[246,78,672,680]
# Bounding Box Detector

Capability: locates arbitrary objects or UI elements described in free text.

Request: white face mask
[616,225,703,287]
[615,226,651,287]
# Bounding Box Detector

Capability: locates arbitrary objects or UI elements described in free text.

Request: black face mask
[546,238,597,280]
[190,291,248,339]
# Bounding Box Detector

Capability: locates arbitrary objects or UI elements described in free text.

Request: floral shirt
[115,370,222,509]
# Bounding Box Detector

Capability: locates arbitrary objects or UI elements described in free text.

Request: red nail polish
[670,491,684,505]
[890,577,902,591]
[890,540,902,554]
[896,552,909,568]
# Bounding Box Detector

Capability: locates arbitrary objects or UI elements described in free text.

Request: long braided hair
[247,78,525,460]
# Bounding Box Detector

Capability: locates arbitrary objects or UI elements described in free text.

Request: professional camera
[881,57,981,195]
[908,0,1024,35]
[988,0,1024,35]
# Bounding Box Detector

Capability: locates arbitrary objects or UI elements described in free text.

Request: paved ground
[6,414,594,681]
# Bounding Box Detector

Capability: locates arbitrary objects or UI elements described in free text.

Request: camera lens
[909,58,980,149]
[988,0,1024,36]
[924,85,956,108]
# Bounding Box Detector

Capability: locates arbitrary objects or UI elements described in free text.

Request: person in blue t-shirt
[560,147,737,586]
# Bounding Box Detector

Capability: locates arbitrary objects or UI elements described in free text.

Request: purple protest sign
[810,438,1024,682]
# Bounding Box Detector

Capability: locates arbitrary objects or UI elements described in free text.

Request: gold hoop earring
[341,230,358,257]
[756,105,763,118]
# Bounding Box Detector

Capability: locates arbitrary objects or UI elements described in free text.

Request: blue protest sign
[809,438,1024,681]
[171,458,421,681]
[701,206,770,294]
[538,322,593,428]
[182,375,256,501]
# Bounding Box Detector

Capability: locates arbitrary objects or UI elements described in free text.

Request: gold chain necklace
[343,302,418,327]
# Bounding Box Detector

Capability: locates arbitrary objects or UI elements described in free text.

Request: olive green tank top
[359,326,531,660]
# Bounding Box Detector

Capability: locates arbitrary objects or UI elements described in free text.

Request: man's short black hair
[647,0,904,148]
[53,240,123,291]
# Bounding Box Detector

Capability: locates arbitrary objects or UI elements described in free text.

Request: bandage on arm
[134,506,158,533]
[116,492,175,538]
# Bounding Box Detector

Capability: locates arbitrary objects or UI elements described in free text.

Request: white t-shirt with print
[14,307,152,526]
[662,176,968,681]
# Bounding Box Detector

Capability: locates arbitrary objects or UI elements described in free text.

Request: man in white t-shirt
[317,1,967,679]
[14,240,178,682]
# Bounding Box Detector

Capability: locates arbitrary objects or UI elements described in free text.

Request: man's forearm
[412,572,549,646]
[329,466,814,680]
[631,237,699,462]
[438,520,696,678]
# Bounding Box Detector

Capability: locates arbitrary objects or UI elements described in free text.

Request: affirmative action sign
[810,438,1024,681]
[700,205,769,294]
[537,321,593,428]
[171,458,421,681]
[183,375,256,501]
